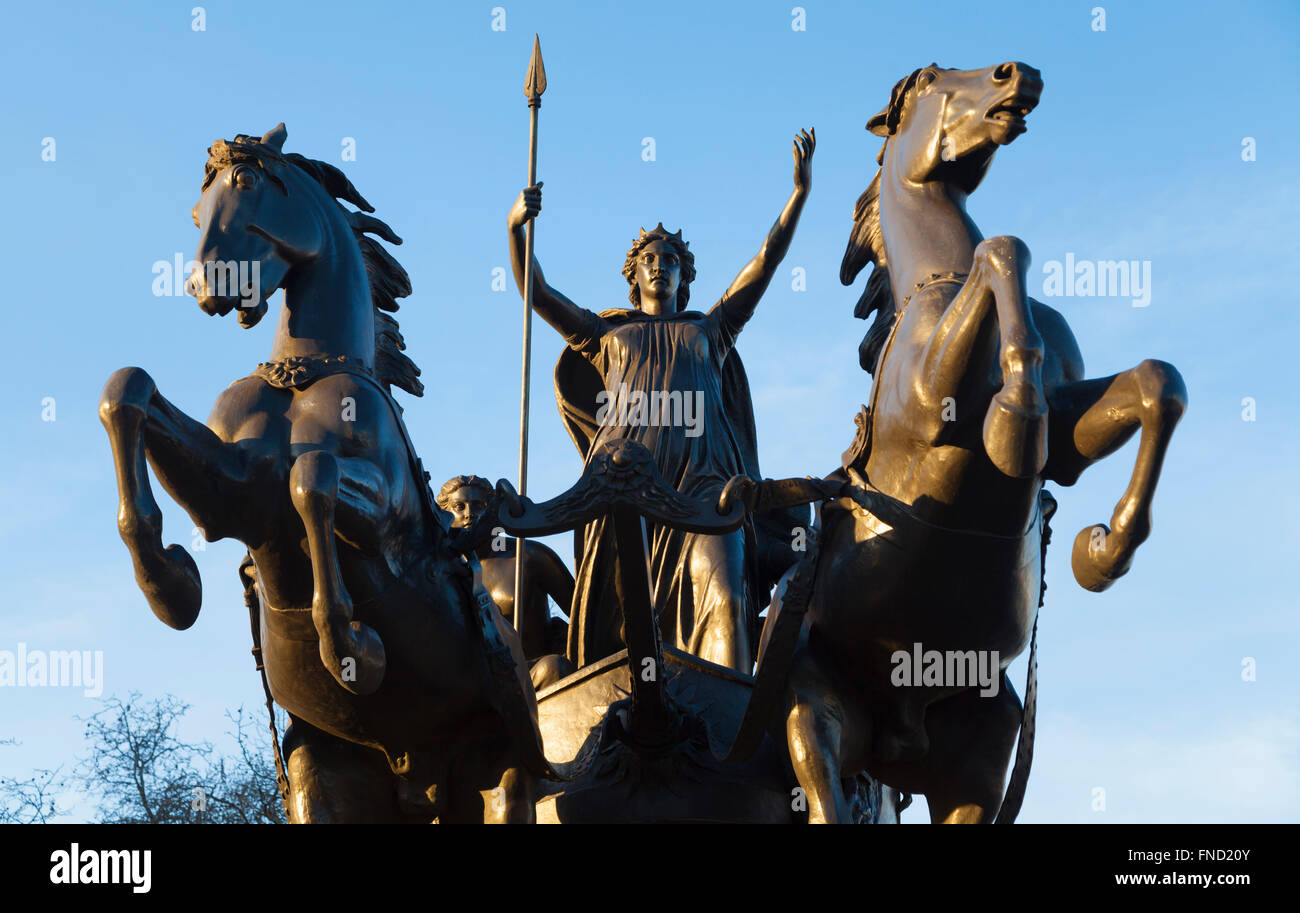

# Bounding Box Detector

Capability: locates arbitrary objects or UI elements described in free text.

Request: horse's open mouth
[196,294,241,317]
[985,94,1038,128]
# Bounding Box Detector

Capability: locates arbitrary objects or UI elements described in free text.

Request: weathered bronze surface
[494,439,885,821]
[101,56,1184,825]
[101,126,548,822]
[507,129,815,673]
[770,62,1187,822]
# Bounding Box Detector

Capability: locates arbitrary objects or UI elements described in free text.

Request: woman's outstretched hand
[508,182,544,231]
[793,128,815,193]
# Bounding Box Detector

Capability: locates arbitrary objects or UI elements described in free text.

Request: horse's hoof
[133,542,202,630]
[322,621,387,695]
[1071,524,1134,592]
[983,389,1047,479]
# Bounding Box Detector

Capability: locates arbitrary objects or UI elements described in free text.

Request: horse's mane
[840,173,894,376]
[199,135,424,397]
[840,66,930,376]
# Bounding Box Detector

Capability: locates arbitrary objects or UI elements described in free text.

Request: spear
[514,35,546,635]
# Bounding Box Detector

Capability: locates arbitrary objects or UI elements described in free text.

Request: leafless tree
[72,693,285,824]
[0,738,66,824]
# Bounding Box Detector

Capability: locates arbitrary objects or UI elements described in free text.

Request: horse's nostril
[994,62,1015,81]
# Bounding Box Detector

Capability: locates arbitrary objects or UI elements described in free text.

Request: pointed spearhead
[524,34,546,106]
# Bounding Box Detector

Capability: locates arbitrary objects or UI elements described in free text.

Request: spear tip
[525,34,547,102]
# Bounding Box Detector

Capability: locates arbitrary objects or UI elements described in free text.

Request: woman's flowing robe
[553,298,800,672]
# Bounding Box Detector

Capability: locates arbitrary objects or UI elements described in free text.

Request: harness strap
[748,476,848,514]
[722,527,822,764]
[993,617,1036,823]
[241,558,292,822]
[992,489,1053,823]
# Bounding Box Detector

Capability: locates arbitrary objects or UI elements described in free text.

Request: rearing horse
[99,124,545,822]
[773,63,1187,822]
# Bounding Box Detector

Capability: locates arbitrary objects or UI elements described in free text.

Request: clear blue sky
[1,0,1296,822]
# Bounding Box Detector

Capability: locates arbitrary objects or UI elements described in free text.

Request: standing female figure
[507,130,816,672]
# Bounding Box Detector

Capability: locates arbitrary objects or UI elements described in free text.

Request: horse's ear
[866,109,891,137]
[262,123,287,152]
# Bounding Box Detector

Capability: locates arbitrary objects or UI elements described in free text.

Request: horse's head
[185,123,421,395]
[188,125,306,326]
[188,123,387,332]
[869,62,1042,194]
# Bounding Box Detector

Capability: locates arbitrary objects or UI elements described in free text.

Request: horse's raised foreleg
[288,450,387,695]
[1045,360,1187,591]
[919,236,1047,478]
[100,368,278,628]
[100,367,202,629]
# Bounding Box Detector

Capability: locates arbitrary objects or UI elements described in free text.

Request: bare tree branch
[69,693,284,824]
[0,739,67,824]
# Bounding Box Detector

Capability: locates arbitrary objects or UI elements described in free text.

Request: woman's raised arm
[712,129,815,334]
[508,183,604,350]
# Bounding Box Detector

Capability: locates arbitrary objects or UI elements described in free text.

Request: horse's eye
[233,167,258,190]
[918,70,937,90]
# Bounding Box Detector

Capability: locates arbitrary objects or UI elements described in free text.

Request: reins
[240,557,292,822]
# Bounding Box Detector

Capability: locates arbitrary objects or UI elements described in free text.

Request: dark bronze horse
[99,124,545,822]
[772,64,1187,822]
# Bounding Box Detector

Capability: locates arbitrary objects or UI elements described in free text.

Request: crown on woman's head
[623,222,697,308]
[638,222,688,247]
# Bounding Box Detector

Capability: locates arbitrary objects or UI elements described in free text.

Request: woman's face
[635,239,681,314]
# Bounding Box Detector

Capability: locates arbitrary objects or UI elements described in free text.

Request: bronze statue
[764,63,1187,822]
[99,125,548,822]
[437,474,576,688]
[506,130,816,673]
[97,51,1189,825]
